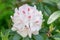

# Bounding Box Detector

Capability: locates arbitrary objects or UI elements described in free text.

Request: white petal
[11,27,17,31]
[11,4,43,38]
[34,5,36,9]
[33,31,39,35]
[17,31,27,37]
[15,8,18,13]
[28,31,32,38]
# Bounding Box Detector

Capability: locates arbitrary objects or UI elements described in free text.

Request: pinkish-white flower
[11,4,43,38]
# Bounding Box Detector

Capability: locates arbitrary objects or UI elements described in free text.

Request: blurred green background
[0,0,60,40]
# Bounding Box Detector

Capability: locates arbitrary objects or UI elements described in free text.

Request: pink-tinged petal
[17,12,20,15]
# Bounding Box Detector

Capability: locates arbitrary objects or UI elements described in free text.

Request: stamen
[28,16,31,19]
[22,10,25,14]
[28,8,30,11]
[35,21,39,23]
[25,25,29,29]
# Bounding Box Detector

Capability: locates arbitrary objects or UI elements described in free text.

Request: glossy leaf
[33,35,43,40]
[44,6,51,16]
[53,33,60,40]
[47,11,60,24]
[22,37,29,40]
[57,2,60,9]
[13,34,20,40]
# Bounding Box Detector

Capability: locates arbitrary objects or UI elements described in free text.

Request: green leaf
[42,0,54,5]
[49,24,54,32]
[0,3,6,11]
[0,29,11,40]
[33,35,43,40]
[1,31,9,40]
[43,0,51,3]
[47,11,60,24]
[50,0,60,3]
[54,38,60,40]
[22,37,30,40]
[13,34,21,40]
[44,6,51,16]
[53,33,60,40]
[57,2,60,9]
[36,2,44,11]
[43,0,60,4]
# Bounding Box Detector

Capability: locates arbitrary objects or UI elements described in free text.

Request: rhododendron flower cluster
[11,4,43,38]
